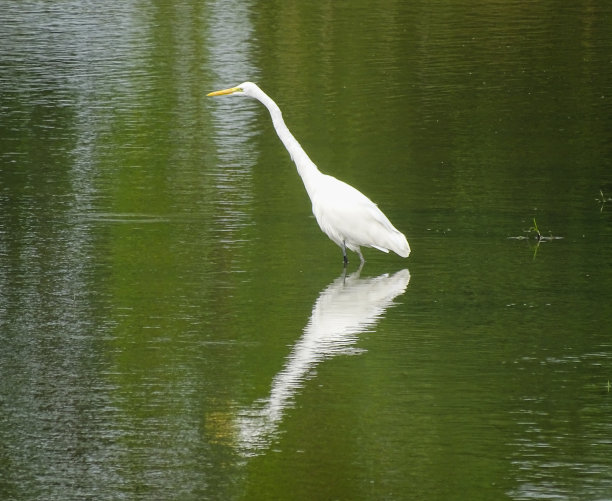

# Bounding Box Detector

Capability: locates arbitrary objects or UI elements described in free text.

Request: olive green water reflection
[1,1,612,500]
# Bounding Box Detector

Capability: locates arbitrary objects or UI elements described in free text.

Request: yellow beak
[206,86,241,97]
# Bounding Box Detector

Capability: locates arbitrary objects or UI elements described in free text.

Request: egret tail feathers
[367,231,410,258]
[387,231,411,258]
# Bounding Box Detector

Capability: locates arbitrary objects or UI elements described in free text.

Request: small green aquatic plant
[527,218,563,243]
[508,218,562,242]
[596,190,612,212]
[529,218,542,241]
[507,218,563,260]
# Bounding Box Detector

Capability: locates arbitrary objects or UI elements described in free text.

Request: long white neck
[252,88,323,196]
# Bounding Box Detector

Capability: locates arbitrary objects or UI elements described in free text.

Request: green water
[1,1,611,499]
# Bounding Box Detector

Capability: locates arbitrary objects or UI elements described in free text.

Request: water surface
[1,1,611,500]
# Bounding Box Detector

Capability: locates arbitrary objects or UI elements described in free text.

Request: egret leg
[356,248,365,265]
[356,260,364,274]
[342,242,348,266]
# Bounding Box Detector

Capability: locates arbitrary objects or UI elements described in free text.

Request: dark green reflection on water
[1,0,611,500]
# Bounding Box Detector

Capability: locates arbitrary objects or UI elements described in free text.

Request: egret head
[207,82,259,98]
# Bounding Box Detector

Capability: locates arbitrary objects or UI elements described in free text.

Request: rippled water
[1,1,611,500]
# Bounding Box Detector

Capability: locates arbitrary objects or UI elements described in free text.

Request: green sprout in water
[529,218,542,241]
[528,218,562,243]
[596,190,612,212]
[508,218,563,260]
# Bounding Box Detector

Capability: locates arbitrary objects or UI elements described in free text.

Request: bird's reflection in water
[236,268,410,456]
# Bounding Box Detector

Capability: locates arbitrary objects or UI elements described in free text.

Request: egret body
[207,82,410,265]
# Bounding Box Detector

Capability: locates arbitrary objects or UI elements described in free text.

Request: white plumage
[207,81,410,265]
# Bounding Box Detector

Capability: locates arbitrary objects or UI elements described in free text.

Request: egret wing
[311,176,401,250]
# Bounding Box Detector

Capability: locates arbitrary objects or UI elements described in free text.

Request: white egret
[207,82,410,265]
